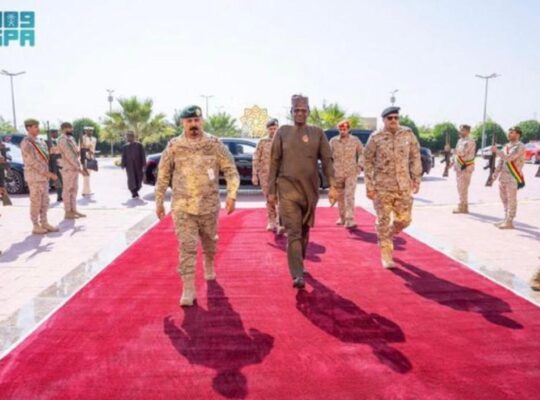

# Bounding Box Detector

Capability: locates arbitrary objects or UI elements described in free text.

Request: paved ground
[0,157,539,357]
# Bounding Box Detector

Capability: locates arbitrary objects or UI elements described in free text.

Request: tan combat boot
[204,256,216,281]
[179,274,196,307]
[498,219,515,230]
[74,211,87,218]
[32,225,48,235]
[41,223,59,232]
[381,247,395,269]
[276,225,286,236]
[494,219,506,227]
[452,204,466,214]
[345,220,357,229]
[336,217,344,225]
[530,270,540,291]
[64,212,78,220]
[266,222,276,231]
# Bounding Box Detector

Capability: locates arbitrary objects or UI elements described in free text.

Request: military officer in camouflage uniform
[452,124,476,214]
[329,119,363,229]
[20,119,59,234]
[491,126,526,229]
[155,105,240,307]
[252,118,284,233]
[364,107,422,268]
[57,122,87,220]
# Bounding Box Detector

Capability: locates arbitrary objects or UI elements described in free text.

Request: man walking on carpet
[363,106,422,269]
[268,94,337,289]
[121,131,146,199]
[155,105,240,307]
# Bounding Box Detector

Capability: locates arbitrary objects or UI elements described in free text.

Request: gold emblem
[302,134,309,143]
[240,105,270,138]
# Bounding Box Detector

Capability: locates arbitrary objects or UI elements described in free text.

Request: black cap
[381,106,400,118]
[180,105,203,119]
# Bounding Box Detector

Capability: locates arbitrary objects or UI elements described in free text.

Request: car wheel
[6,169,26,194]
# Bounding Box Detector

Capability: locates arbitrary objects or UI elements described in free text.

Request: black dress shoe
[293,276,305,289]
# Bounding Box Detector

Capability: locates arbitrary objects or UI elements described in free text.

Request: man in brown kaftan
[268,95,337,289]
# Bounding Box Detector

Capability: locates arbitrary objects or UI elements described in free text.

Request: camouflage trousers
[261,181,279,225]
[456,168,473,206]
[172,211,219,278]
[28,181,50,226]
[499,176,518,220]
[373,190,413,253]
[335,175,357,223]
[62,170,79,213]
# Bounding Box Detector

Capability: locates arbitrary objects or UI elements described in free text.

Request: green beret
[24,118,39,127]
[180,105,203,119]
[381,106,400,118]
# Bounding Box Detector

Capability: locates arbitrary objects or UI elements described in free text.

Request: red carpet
[1,207,540,399]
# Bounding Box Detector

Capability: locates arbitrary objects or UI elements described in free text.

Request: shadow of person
[0,234,51,263]
[392,258,524,329]
[348,228,406,250]
[267,235,326,262]
[296,274,412,374]
[164,280,274,399]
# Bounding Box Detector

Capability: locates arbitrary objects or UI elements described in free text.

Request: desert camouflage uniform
[253,135,279,226]
[329,135,363,226]
[493,140,526,223]
[364,127,422,254]
[80,135,96,195]
[453,136,476,211]
[20,136,51,226]
[155,133,239,279]
[58,134,81,214]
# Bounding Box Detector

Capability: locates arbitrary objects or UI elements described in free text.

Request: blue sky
[1,0,539,131]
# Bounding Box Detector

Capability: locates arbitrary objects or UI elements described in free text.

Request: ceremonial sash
[456,156,474,170]
[506,161,525,189]
[30,140,49,163]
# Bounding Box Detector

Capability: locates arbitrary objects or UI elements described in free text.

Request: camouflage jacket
[57,135,81,171]
[329,134,363,177]
[494,141,526,181]
[363,127,422,193]
[453,136,476,172]
[253,136,273,181]
[21,136,50,183]
[155,133,240,215]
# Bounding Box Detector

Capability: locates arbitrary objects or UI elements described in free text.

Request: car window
[235,142,256,155]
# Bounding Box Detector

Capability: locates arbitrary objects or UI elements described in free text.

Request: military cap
[381,106,400,118]
[511,126,522,135]
[337,119,350,129]
[24,118,39,127]
[180,105,203,119]
[83,126,95,131]
[266,118,279,128]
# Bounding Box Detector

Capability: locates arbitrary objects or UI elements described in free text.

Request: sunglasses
[386,116,399,121]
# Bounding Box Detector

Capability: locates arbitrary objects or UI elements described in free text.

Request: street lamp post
[1,70,26,130]
[200,94,214,117]
[390,89,398,105]
[106,89,114,156]
[475,73,500,150]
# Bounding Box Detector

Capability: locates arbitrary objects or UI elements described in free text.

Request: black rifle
[485,133,497,186]
[441,131,451,177]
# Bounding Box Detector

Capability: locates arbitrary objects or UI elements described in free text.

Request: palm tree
[204,112,240,137]
[307,102,364,129]
[101,96,174,146]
